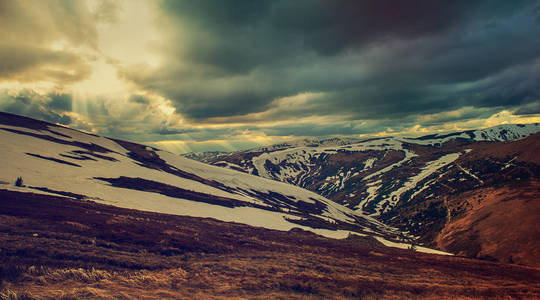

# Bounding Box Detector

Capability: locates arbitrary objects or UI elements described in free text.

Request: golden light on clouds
[0,1,539,154]
[72,0,163,96]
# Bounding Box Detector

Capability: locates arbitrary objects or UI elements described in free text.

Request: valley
[1,112,539,299]
[196,124,540,266]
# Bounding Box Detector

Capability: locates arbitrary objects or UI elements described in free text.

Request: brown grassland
[436,180,540,267]
[1,189,540,299]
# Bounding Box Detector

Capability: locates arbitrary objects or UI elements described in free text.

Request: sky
[1,0,539,154]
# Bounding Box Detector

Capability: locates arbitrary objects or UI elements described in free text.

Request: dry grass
[4,256,539,299]
[1,189,540,299]
[0,290,35,300]
[436,180,540,266]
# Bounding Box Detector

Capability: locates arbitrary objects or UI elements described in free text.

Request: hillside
[197,124,539,216]
[386,133,540,266]
[0,111,405,244]
[199,125,540,266]
[1,189,540,299]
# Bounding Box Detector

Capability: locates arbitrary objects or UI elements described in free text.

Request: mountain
[183,150,228,161]
[383,132,540,265]
[0,111,420,248]
[197,123,540,266]
[195,123,539,215]
[1,112,540,298]
[406,124,540,144]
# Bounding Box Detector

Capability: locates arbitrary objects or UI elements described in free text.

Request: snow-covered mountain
[0,112,424,248]
[193,124,539,164]
[183,151,228,161]
[197,123,539,216]
[196,123,540,265]
[404,123,540,145]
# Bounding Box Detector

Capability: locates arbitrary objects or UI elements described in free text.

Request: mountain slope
[406,124,540,144]
[198,123,539,216]
[2,189,539,299]
[197,124,540,265]
[386,133,540,266]
[0,112,411,245]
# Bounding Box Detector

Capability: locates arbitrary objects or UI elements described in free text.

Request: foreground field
[1,189,539,299]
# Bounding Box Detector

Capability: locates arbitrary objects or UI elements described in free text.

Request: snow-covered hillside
[199,123,540,217]
[207,137,462,216]
[405,123,540,145]
[194,123,540,263]
[0,112,408,243]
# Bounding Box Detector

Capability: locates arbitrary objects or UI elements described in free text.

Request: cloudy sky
[1,0,539,153]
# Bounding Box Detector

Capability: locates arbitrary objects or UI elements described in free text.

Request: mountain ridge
[197,123,540,266]
[186,123,540,162]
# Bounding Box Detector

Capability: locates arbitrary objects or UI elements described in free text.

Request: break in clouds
[1,0,539,152]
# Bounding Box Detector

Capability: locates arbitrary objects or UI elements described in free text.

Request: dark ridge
[0,111,89,140]
[45,129,72,138]
[246,188,327,215]
[94,176,269,210]
[28,186,87,200]
[59,154,98,161]
[0,111,62,131]
[25,153,81,167]
[93,177,374,235]
[285,215,341,230]
[356,137,388,143]
[0,111,102,138]
[413,130,476,141]
[111,138,241,193]
[229,165,246,172]
[70,150,118,161]
[1,127,114,154]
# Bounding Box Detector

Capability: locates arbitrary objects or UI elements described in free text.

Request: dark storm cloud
[514,101,540,115]
[0,90,72,125]
[266,123,362,137]
[48,93,73,111]
[153,127,197,135]
[122,0,540,125]
[161,0,478,65]
[0,89,186,143]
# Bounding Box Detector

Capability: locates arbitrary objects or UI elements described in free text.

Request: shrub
[14,177,23,187]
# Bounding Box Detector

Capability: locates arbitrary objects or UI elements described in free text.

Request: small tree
[15,177,23,187]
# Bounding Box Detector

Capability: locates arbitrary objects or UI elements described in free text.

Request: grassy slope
[1,189,539,299]
[436,181,540,265]
[433,133,540,266]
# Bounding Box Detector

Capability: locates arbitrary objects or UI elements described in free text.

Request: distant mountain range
[191,123,540,266]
